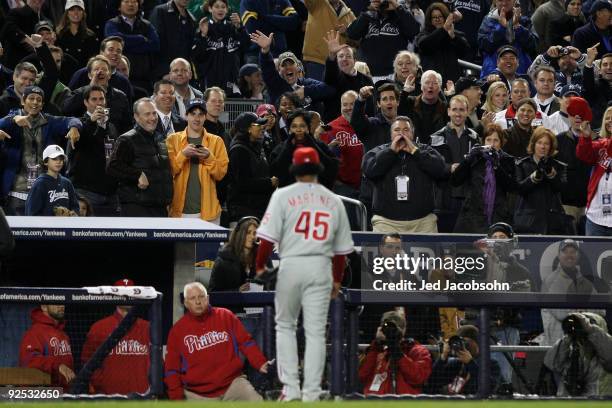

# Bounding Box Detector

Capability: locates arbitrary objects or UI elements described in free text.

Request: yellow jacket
[302,0,355,65]
[166,128,228,220]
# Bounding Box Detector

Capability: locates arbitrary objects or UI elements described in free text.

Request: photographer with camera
[544,312,612,396]
[513,126,573,234]
[359,311,432,395]
[426,324,501,395]
[67,85,119,216]
[470,222,530,390]
[451,124,516,233]
[528,46,587,96]
[540,239,605,345]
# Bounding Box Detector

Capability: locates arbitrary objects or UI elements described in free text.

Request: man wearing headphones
[472,222,532,393]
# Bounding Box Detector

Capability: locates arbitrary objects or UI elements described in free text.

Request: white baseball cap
[65,0,85,10]
[42,145,66,160]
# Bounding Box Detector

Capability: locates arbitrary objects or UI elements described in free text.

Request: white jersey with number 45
[257,182,354,258]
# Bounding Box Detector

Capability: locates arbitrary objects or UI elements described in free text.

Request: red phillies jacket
[576,135,612,209]
[320,115,364,189]
[164,307,267,399]
[81,311,150,394]
[359,340,432,395]
[19,308,74,390]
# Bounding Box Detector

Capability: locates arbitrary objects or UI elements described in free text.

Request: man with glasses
[165,282,271,400]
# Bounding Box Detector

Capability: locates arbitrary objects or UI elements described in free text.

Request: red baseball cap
[256,104,277,117]
[566,97,593,123]
[114,278,134,286]
[292,147,320,166]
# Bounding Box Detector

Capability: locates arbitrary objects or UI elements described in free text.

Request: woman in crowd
[415,3,470,83]
[547,0,586,48]
[598,106,612,139]
[56,0,99,69]
[227,112,278,223]
[451,124,517,233]
[235,63,265,100]
[270,109,338,189]
[391,51,422,97]
[208,215,265,385]
[576,115,612,236]
[482,81,509,115]
[255,103,282,161]
[514,127,571,234]
[191,0,250,95]
[209,216,259,293]
[275,92,303,141]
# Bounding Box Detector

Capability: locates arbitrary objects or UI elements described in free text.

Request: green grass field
[8,401,612,408]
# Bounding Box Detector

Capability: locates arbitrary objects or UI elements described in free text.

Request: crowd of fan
[0,0,610,234]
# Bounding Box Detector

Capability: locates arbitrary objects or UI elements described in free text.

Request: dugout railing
[210,290,612,400]
[0,286,164,399]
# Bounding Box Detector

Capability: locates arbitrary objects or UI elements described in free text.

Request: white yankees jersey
[257,182,354,258]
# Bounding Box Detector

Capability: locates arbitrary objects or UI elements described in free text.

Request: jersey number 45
[294,211,330,241]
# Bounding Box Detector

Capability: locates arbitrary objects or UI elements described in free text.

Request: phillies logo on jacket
[184,331,229,353]
[111,339,149,355]
[48,337,72,356]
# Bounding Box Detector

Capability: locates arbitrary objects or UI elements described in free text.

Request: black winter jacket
[363,143,448,221]
[192,19,250,94]
[450,148,517,233]
[107,125,173,207]
[415,27,470,83]
[62,86,133,134]
[150,0,197,78]
[67,115,118,195]
[270,134,339,190]
[227,138,275,221]
[513,155,571,234]
[398,93,449,145]
[556,131,590,208]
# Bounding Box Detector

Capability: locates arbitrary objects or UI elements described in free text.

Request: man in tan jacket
[302,0,355,80]
[166,99,228,224]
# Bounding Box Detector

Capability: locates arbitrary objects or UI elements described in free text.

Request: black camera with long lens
[562,314,589,338]
[382,320,401,343]
[538,157,554,175]
[559,47,570,56]
[448,335,467,356]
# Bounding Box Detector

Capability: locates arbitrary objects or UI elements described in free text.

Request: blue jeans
[491,326,520,384]
[304,62,325,81]
[585,217,612,236]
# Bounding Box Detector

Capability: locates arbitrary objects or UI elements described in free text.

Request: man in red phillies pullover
[359,311,432,395]
[319,90,364,194]
[19,305,75,390]
[164,282,271,400]
[81,279,150,394]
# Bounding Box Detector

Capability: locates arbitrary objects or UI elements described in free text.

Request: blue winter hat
[590,0,612,14]
[238,63,261,78]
